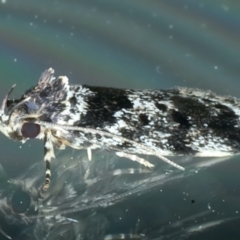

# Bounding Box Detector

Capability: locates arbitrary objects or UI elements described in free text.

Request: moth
[0,68,239,190]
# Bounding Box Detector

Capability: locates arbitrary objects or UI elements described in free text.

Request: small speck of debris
[191,199,195,204]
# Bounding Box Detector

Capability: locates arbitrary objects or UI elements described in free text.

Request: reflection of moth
[1,68,239,190]
[0,150,237,240]
[0,151,177,240]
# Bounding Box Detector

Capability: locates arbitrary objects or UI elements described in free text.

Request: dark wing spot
[172,110,190,128]
[139,114,149,125]
[21,123,40,138]
[39,86,51,97]
[215,103,237,118]
[116,141,133,150]
[209,104,237,131]
[168,134,196,154]
[69,96,77,105]
[79,86,133,128]
[171,96,209,118]
[120,128,136,139]
[70,109,75,114]
[52,102,66,111]
[86,86,133,111]
[155,103,167,112]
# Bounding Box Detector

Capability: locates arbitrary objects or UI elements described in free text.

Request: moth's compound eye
[11,190,31,213]
[21,122,40,138]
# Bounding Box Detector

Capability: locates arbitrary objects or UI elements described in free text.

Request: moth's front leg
[43,131,55,191]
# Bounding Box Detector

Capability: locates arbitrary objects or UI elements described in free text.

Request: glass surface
[0,0,240,239]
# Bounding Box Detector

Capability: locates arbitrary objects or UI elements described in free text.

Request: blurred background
[0,0,240,239]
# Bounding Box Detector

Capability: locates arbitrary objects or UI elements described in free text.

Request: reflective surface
[0,152,240,239]
[0,0,240,239]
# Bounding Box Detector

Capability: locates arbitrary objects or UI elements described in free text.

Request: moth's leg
[87,148,92,161]
[43,131,55,191]
[116,152,154,168]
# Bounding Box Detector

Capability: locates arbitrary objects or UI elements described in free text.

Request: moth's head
[0,85,42,142]
[0,68,71,144]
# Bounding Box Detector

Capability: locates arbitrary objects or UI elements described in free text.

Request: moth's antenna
[1,84,16,112]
